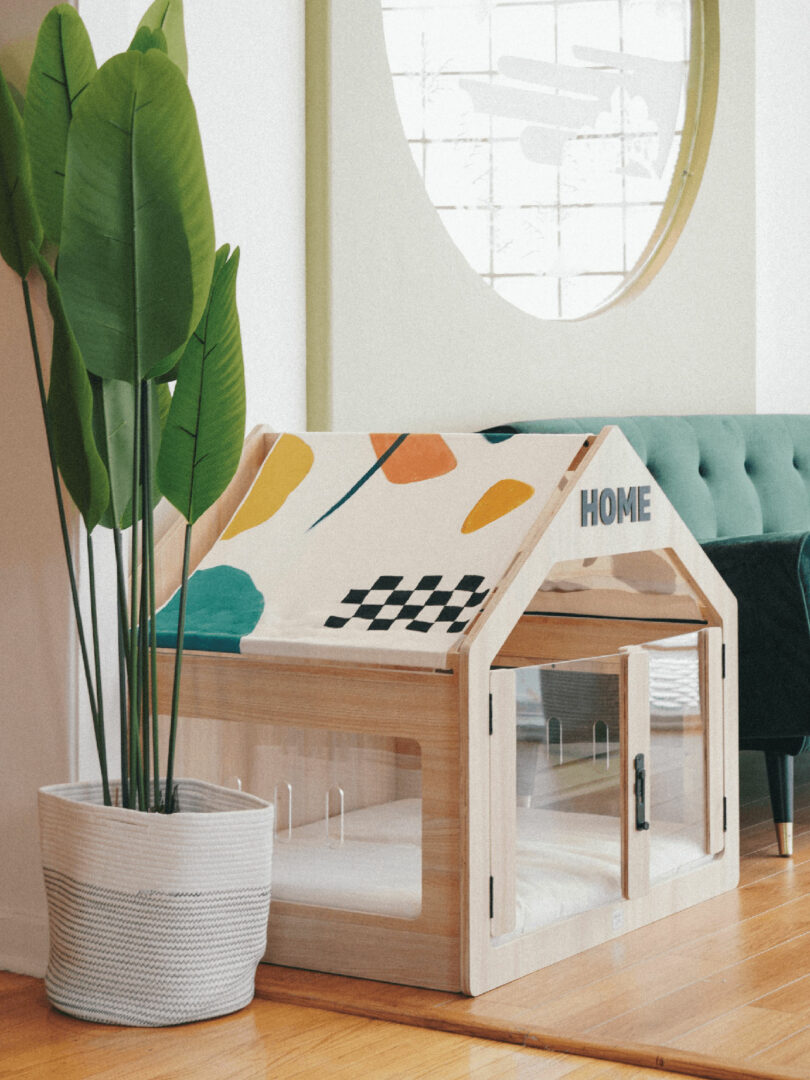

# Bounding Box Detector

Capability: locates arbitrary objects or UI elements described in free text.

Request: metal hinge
[723,796,728,832]
[488,693,493,735]
[489,875,494,919]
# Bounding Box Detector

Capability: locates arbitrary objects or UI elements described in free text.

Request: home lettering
[580,485,651,526]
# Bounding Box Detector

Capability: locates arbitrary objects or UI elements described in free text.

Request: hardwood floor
[5,753,810,1079]
[1,970,702,1080]
[253,752,810,1080]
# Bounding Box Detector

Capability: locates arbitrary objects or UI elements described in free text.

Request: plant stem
[21,276,109,800]
[164,522,192,808]
[86,533,111,806]
[141,388,161,811]
[115,588,129,808]
[112,526,131,671]
[128,383,143,809]
[112,526,129,807]
[139,556,150,809]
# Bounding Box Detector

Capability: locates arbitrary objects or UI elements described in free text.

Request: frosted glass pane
[623,0,689,60]
[492,8,556,64]
[560,136,624,205]
[493,275,560,319]
[493,206,559,274]
[382,9,424,72]
[438,208,491,273]
[424,9,491,72]
[560,205,624,273]
[493,141,557,205]
[557,2,621,65]
[560,273,624,318]
[625,133,678,201]
[392,75,425,140]
[625,204,663,267]
[381,0,699,320]
[425,141,491,206]
[425,75,491,140]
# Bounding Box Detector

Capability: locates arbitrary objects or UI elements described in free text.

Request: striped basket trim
[39,780,274,894]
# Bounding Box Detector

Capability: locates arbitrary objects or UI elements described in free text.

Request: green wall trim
[305,0,332,432]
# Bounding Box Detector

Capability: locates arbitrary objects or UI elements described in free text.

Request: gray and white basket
[38,779,274,1027]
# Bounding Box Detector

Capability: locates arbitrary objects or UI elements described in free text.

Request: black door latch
[634,753,650,831]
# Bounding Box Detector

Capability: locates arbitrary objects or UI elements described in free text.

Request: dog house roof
[154,429,695,669]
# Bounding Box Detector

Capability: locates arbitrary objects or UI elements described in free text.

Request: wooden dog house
[153,426,738,996]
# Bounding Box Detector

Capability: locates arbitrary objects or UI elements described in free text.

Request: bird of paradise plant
[0,0,247,811]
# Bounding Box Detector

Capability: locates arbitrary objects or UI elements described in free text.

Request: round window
[381,0,717,320]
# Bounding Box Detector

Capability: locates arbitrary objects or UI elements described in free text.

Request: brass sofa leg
[765,751,794,857]
[775,821,794,857]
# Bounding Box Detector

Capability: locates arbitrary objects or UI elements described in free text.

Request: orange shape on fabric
[221,434,314,540]
[461,479,535,534]
[369,434,457,484]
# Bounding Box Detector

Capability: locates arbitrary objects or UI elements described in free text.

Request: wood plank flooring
[0,970,706,1080]
[254,752,810,1080]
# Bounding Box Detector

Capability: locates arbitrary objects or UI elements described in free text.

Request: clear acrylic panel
[511,653,624,936]
[166,717,423,919]
[642,632,709,882]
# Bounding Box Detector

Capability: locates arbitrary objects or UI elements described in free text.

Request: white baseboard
[0,911,49,977]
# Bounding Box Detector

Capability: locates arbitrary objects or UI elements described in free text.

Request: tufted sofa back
[491,416,810,541]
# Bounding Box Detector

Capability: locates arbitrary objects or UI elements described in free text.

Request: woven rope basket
[38,779,274,1027]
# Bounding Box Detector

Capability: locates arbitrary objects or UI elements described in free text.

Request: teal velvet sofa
[485,415,810,856]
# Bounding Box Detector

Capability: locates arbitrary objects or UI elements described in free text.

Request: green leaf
[34,249,110,531]
[0,66,42,277]
[24,5,96,246]
[128,25,168,56]
[158,245,246,524]
[95,378,172,530]
[93,376,134,530]
[137,0,187,78]
[58,49,215,385]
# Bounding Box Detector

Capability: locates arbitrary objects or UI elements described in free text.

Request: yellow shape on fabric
[461,479,535,534]
[221,434,314,540]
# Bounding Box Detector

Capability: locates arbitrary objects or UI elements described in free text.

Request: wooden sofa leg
[765,752,794,856]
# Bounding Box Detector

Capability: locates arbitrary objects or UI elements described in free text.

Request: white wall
[755,0,810,413]
[323,0,757,431]
[0,0,80,977]
[79,0,307,433]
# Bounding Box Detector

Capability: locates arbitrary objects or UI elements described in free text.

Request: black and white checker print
[325,574,490,634]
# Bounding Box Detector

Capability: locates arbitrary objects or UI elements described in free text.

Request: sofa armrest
[702,532,810,742]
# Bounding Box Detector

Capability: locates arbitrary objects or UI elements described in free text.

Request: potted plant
[0,1,273,1026]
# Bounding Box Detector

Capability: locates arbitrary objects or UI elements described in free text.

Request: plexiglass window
[166,718,423,918]
[512,653,625,935]
[501,631,711,939]
[643,632,710,882]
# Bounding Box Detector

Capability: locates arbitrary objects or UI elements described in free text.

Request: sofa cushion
[487,416,810,541]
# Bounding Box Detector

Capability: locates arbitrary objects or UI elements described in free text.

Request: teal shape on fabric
[155,565,264,653]
[480,431,516,444]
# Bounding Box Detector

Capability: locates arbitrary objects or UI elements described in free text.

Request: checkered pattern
[325,574,490,634]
